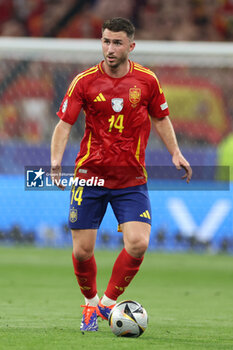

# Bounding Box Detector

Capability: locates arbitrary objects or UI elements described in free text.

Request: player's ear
[129,41,135,53]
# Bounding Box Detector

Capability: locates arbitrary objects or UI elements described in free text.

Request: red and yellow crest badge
[129,87,141,106]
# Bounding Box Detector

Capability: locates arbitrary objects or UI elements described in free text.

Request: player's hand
[172,151,192,183]
[50,164,66,190]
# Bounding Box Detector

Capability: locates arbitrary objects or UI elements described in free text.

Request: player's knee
[73,246,94,261]
[137,237,149,256]
[126,236,149,258]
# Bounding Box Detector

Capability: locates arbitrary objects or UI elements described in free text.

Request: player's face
[102,29,135,69]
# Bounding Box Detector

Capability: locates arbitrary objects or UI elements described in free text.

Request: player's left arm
[152,116,192,183]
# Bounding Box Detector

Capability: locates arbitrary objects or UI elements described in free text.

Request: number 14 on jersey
[108,114,124,133]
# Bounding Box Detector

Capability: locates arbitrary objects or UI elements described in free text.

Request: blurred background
[0,0,233,252]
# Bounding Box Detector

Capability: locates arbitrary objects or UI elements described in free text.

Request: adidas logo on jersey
[94,93,106,102]
[140,210,151,219]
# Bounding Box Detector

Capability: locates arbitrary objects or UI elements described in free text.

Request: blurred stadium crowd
[0,0,233,147]
[1,0,233,40]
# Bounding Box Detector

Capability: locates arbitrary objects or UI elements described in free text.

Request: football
[108,300,148,337]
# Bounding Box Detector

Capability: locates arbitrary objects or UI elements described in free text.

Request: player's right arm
[50,120,72,190]
[51,71,85,189]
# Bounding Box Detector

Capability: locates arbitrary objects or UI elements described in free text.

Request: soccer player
[50,17,192,332]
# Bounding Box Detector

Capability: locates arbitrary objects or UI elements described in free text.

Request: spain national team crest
[111,98,124,112]
[69,208,77,223]
[129,87,141,106]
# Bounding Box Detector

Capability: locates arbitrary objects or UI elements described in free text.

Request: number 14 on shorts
[71,186,83,205]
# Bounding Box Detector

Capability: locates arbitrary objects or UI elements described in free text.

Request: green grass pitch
[0,246,233,350]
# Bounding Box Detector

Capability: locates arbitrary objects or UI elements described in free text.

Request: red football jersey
[57,60,169,188]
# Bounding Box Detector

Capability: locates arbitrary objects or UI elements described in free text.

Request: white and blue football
[108,300,148,337]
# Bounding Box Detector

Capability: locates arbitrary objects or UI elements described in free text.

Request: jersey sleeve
[57,76,84,125]
[148,76,169,119]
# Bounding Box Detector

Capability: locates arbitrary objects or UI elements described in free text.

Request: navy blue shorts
[68,184,151,230]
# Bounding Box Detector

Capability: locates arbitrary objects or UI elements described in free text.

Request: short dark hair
[102,17,135,40]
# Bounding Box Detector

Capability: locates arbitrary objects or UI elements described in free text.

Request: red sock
[72,253,97,299]
[105,248,144,300]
